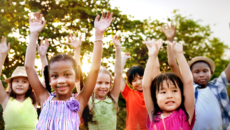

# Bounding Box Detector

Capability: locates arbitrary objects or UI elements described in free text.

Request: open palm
[0,37,10,54]
[65,33,82,49]
[38,39,49,57]
[29,12,46,33]
[94,12,113,33]
[143,39,163,56]
[161,23,176,40]
[168,41,183,54]
[112,35,121,48]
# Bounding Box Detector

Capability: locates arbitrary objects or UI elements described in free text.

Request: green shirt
[88,96,117,130]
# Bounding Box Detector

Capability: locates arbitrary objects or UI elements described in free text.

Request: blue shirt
[194,71,230,130]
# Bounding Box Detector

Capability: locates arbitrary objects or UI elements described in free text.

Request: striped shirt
[36,96,80,130]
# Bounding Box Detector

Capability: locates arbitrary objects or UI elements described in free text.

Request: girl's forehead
[50,60,74,71]
[159,80,177,89]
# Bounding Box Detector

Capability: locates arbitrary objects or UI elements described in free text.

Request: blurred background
[0,0,230,129]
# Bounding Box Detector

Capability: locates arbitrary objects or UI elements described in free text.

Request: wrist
[167,38,174,42]
[30,32,39,37]
[95,30,103,39]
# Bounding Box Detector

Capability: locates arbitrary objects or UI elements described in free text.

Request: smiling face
[156,80,182,115]
[191,62,212,87]
[131,74,143,91]
[49,60,76,97]
[11,77,30,96]
[94,72,111,100]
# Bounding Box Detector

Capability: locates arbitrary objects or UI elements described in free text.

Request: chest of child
[3,98,38,130]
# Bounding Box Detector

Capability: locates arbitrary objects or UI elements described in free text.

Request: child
[164,23,230,129]
[189,57,230,130]
[120,50,160,129]
[25,11,113,129]
[142,39,195,129]
[0,36,38,130]
[87,35,122,130]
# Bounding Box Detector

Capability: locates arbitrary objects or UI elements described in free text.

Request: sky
[110,0,230,57]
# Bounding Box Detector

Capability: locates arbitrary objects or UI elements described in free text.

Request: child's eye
[23,81,27,83]
[106,82,110,85]
[97,81,102,84]
[51,75,57,78]
[160,91,166,94]
[173,90,177,92]
[65,74,70,77]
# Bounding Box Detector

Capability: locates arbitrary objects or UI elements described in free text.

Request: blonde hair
[90,67,118,113]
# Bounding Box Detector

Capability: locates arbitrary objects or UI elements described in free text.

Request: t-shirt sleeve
[121,84,131,100]
[210,71,230,88]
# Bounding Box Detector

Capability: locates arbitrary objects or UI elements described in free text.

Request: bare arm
[225,63,230,82]
[120,53,130,92]
[25,12,49,104]
[169,41,194,124]
[152,57,161,80]
[38,39,49,87]
[142,39,163,118]
[76,12,113,117]
[110,35,122,102]
[0,37,10,108]
[161,23,182,78]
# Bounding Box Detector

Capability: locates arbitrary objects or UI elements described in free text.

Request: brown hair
[7,78,36,105]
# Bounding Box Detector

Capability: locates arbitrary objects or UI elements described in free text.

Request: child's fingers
[95,15,100,22]
[167,23,170,29]
[79,35,82,42]
[7,42,10,50]
[45,38,49,47]
[106,11,110,19]
[101,12,105,19]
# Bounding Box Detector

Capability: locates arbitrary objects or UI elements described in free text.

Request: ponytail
[44,65,51,93]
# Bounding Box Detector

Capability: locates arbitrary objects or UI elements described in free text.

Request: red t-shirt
[121,84,148,130]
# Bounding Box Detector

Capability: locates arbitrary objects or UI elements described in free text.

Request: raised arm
[0,37,10,108]
[225,64,230,82]
[142,39,163,118]
[161,23,181,78]
[168,41,194,124]
[64,33,82,93]
[76,12,113,115]
[25,12,49,104]
[110,35,122,102]
[37,38,49,86]
[120,53,130,92]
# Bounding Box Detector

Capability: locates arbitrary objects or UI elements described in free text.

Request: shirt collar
[94,96,112,104]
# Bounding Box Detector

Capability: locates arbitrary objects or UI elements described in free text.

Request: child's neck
[161,110,174,118]
[95,95,106,101]
[54,94,72,101]
[16,94,26,102]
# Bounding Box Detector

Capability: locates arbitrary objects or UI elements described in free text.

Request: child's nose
[57,77,66,84]
[166,92,173,98]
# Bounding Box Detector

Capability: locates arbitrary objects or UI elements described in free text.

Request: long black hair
[150,72,189,122]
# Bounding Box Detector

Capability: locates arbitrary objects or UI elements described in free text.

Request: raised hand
[167,41,183,55]
[65,33,82,50]
[112,35,121,49]
[94,12,113,34]
[143,39,163,56]
[161,23,176,41]
[29,12,46,33]
[38,38,49,57]
[122,53,131,60]
[0,36,10,54]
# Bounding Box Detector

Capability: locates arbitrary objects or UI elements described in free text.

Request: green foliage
[0,1,229,130]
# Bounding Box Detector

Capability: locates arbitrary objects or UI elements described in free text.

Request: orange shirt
[121,84,148,130]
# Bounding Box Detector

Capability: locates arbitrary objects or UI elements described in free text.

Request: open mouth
[57,86,68,91]
[166,101,174,105]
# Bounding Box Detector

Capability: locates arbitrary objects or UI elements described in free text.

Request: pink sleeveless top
[147,108,195,130]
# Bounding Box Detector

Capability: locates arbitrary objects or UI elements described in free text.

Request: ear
[75,78,80,82]
[210,71,213,75]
